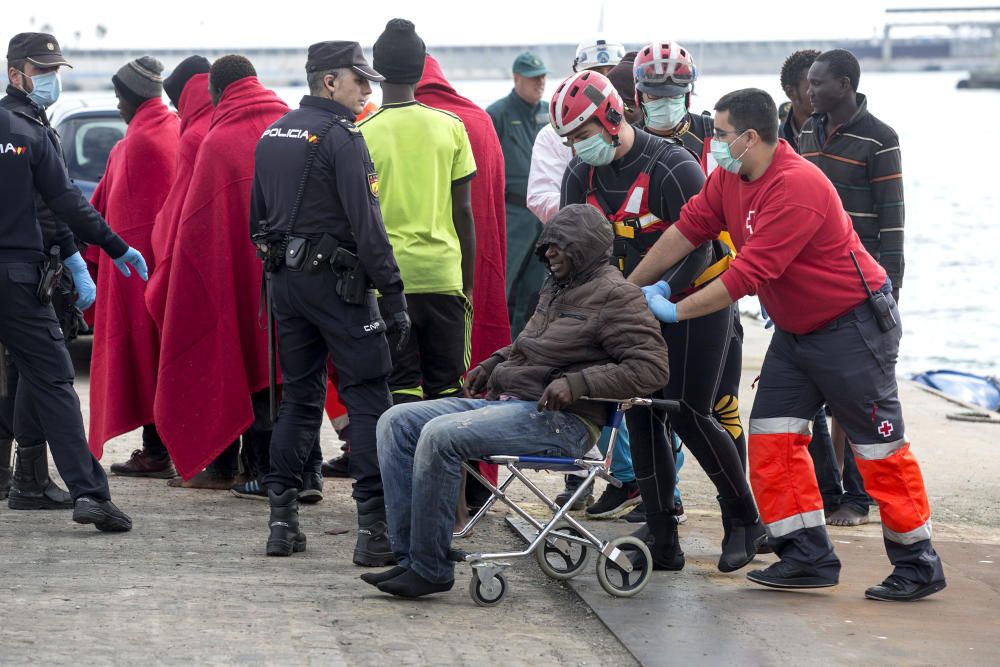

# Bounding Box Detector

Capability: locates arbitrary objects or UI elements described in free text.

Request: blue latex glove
[760,303,774,329]
[641,280,671,301]
[63,251,96,310]
[646,293,678,324]
[113,246,149,282]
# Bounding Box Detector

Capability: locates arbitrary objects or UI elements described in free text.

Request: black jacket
[797,94,905,292]
[0,86,79,259]
[0,108,126,260]
[250,96,405,313]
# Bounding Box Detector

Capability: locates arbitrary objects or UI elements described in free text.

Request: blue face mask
[24,70,62,108]
[642,95,687,131]
[710,131,750,174]
[573,132,616,166]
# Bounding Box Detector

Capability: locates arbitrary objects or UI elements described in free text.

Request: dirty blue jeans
[377,397,594,584]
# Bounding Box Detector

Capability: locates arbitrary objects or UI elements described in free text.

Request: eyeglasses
[561,128,606,148]
[712,128,747,140]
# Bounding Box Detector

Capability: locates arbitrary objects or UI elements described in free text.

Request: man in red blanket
[154,55,289,483]
[108,56,214,479]
[89,56,178,466]
[415,55,509,503]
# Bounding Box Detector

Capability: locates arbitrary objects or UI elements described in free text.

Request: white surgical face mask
[642,95,687,130]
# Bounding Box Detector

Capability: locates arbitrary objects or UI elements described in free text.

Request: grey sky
[7,0,1000,49]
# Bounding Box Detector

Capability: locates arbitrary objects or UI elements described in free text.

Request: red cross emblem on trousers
[878,420,894,438]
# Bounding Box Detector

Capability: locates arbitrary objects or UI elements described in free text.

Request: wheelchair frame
[452,396,679,606]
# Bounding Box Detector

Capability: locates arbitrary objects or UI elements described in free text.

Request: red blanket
[154,77,289,479]
[417,56,509,486]
[88,98,180,457]
[417,55,510,367]
[146,73,214,332]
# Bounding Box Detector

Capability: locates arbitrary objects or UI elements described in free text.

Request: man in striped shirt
[798,49,904,302]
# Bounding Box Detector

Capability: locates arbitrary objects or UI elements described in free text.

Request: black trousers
[380,293,471,403]
[0,261,109,501]
[630,304,751,517]
[263,266,392,501]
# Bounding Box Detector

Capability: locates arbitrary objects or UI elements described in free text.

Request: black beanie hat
[373,18,426,85]
[164,55,211,107]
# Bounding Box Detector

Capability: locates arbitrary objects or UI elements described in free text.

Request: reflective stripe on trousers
[851,440,933,545]
[748,418,825,539]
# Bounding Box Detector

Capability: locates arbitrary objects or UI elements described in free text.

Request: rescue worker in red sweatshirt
[628,88,945,602]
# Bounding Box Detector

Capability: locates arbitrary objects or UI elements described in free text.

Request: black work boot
[717,493,767,573]
[0,438,12,500]
[8,443,73,510]
[266,488,306,557]
[298,469,324,504]
[631,510,685,570]
[353,495,396,567]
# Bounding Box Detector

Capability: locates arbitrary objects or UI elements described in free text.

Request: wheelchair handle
[579,396,680,411]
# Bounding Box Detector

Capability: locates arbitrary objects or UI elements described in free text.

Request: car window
[59,116,126,184]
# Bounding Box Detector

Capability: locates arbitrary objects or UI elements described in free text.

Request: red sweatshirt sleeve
[673,169,726,247]
[720,201,825,301]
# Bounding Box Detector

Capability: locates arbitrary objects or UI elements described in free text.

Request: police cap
[306,41,384,82]
[6,32,73,68]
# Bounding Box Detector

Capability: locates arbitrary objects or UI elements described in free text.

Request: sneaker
[623,502,646,523]
[746,560,838,589]
[231,478,268,500]
[110,448,176,479]
[865,574,946,602]
[586,480,641,519]
[321,453,350,479]
[72,496,133,532]
[674,500,687,524]
[298,471,324,504]
[554,475,593,511]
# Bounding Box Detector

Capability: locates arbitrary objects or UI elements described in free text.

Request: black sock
[360,566,407,587]
[376,568,454,598]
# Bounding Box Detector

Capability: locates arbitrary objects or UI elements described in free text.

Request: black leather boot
[353,495,396,567]
[8,443,73,510]
[0,438,12,500]
[718,493,767,573]
[266,488,306,557]
[631,511,685,570]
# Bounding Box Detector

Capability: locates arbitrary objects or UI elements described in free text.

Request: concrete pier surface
[1,316,997,665]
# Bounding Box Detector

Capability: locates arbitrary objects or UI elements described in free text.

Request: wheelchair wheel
[469,570,507,607]
[596,536,652,598]
[535,526,592,580]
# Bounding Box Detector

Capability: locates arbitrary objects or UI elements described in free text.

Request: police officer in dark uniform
[250,41,409,563]
[0,103,148,532]
[1,33,99,509]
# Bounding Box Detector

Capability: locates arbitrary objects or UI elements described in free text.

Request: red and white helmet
[549,71,624,138]
[633,41,698,99]
[573,37,627,72]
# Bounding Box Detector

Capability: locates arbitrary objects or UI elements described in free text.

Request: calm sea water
[442,72,1000,378]
[66,71,999,377]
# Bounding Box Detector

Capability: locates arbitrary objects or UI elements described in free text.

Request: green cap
[512,52,548,77]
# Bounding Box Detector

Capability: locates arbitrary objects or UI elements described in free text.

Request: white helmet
[573,37,627,72]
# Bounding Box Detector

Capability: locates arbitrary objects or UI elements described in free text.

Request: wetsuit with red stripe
[561,127,756,522]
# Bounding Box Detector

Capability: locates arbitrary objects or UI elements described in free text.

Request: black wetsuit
[561,127,752,517]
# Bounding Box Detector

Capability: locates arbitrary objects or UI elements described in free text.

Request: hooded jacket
[481,204,669,426]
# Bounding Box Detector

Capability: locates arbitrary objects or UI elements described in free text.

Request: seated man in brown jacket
[366,203,670,599]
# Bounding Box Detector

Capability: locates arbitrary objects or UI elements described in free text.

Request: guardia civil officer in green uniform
[486,52,550,337]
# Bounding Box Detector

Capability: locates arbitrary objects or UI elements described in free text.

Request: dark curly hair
[779,49,820,91]
[209,54,257,96]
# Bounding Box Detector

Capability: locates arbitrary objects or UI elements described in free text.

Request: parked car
[48,96,125,200]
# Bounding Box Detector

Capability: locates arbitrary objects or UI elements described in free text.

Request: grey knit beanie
[113,55,165,101]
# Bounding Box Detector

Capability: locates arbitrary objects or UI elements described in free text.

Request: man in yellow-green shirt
[360,19,477,404]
